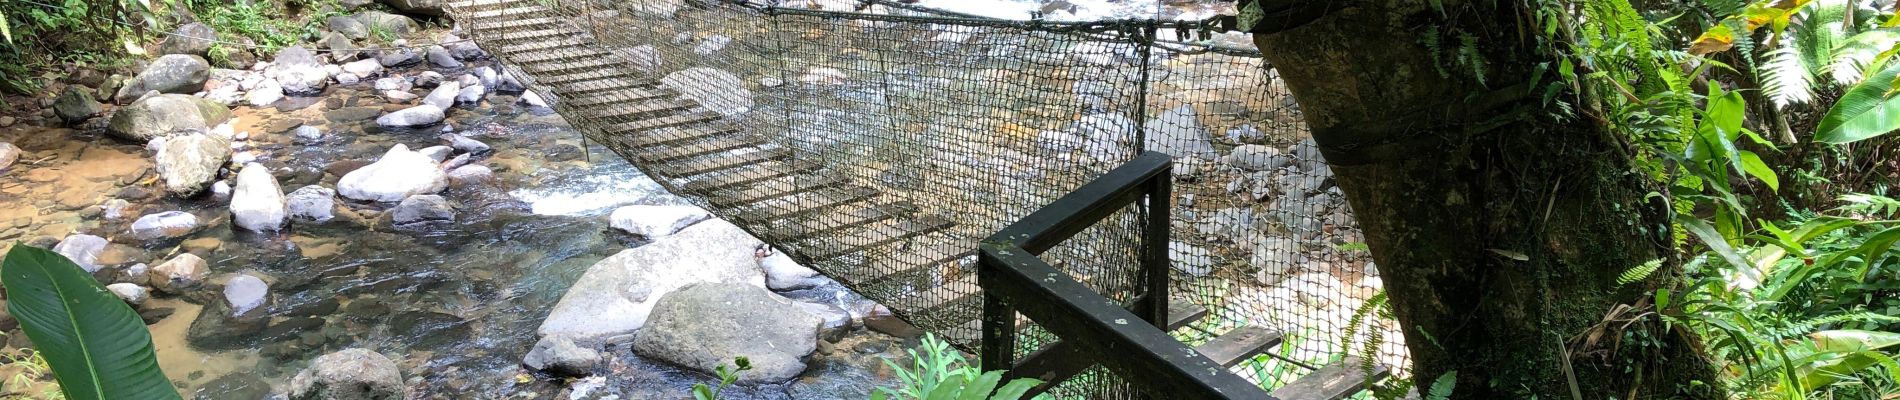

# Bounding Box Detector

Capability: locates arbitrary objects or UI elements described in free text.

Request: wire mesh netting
[449,0,1407,394]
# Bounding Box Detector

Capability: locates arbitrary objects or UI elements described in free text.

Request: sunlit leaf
[1815,63,1900,143]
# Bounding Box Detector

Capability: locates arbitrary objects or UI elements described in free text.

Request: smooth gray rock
[149,253,208,294]
[1072,113,1138,160]
[632,282,820,383]
[354,10,419,35]
[294,125,323,141]
[266,46,330,95]
[53,86,102,123]
[245,78,284,107]
[762,252,825,291]
[425,45,462,68]
[376,48,421,67]
[153,132,231,196]
[159,23,217,56]
[106,283,149,306]
[372,77,411,92]
[416,145,453,163]
[439,133,489,154]
[538,219,766,342]
[337,144,447,202]
[377,0,443,16]
[1143,105,1216,158]
[374,105,444,127]
[320,31,360,61]
[414,71,443,88]
[129,211,199,241]
[445,165,492,187]
[606,205,710,238]
[115,55,210,104]
[660,67,751,117]
[230,163,287,232]
[0,143,18,171]
[287,185,337,222]
[288,348,405,400]
[53,234,109,273]
[390,194,453,224]
[327,16,370,39]
[522,335,601,377]
[341,58,383,78]
[422,82,459,109]
[1225,144,1287,172]
[223,274,269,317]
[454,84,484,104]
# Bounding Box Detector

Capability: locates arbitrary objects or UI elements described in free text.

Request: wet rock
[374,104,444,127]
[445,165,493,187]
[338,144,448,202]
[1144,104,1216,159]
[114,54,210,104]
[288,348,405,400]
[294,125,324,141]
[862,305,921,338]
[223,274,269,317]
[154,131,231,196]
[159,22,217,56]
[354,10,421,34]
[520,91,549,107]
[454,84,484,104]
[763,252,826,291]
[390,194,453,225]
[210,181,233,201]
[443,33,484,60]
[439,133,490,155]
[794,301,852,343]
[372,77,411,92]
[325,106,382,122]
[54,86,102,123]
[522,335,601,377]
[150,253,209,293]
[661,67,752,117]
[417,146,453,162]
[246,78,284,107]
[194,372,272,400]
[107,94,232,142]
[320,31,360,61]
[1072,113,1138,160]
[129,211,200,241]
[376,48,422,67]
[425,45,461,68]
[106,283,149,306]
[414,71,443,88]
[53,234,109,273]
[422,81,459,109]
[606,205,710,238]
[327,16,370,39]
[266,46,330,95]
[378,0,443,16]
[341,58,383,78]
[120,263,151,286]
[231,163,287,232]
[0,143,17,171]
[633,282,820,383]
[287,185,337,222]
[539,219,766,342]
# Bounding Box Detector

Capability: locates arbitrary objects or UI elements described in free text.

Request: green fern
[1617,259,1665,286]
[1837,193,1900,217]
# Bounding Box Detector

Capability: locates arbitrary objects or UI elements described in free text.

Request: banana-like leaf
[1,245,179,400]
[1815,63,1900,143]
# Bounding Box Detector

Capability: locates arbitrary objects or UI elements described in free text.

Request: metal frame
[977,151,1274,398]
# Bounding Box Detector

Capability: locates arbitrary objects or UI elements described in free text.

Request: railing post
[979,246,1018,373]
[1138,165,1171,326]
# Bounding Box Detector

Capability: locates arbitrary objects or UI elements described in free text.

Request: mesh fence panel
[451,0,1407,394]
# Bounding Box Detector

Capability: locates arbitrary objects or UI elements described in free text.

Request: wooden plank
[659,148,787,177]
[537,68,645,86]
[480,17,564,30]
[522,57,627,76]
[678,161,818,192]
[602,112,723,135]
[638,135,760,161]
[498,38,589,55]
[560,77,664,96]
[471,6,551,19]
[494,28,583,43]
[588,100,696,121]
[905,274,978,314]
[504,47,609,64]
[1268,358,1389,400]
[744,189,879,223]
[706,175,850,208]
[1196,326,1283,367]
[797,216,955,261]
[563,86,678,106]
[771,198,903,238]
[447,0,525,8]
[854,237,972,285]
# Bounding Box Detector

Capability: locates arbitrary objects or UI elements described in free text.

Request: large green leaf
[1815,63,1900,143]
[1,245,179,400]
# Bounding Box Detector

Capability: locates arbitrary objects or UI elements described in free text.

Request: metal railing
[977,151,1274,398]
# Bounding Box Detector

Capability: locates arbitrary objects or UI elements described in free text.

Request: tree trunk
[1247,2,1725,398]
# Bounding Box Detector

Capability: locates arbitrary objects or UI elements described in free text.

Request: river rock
[422,81,459,109]
[606,205,710,237]
[390,194,453,225]
[375,104,444,127]
[130,211,200,241]
[230,163,287,232]
[443,33,484,60]
[377,48,422,67]
[1073,113,1138,160]
[632,282,819,383]
[538,219,766,342]
[337,144,448,202]
[426,45,461,68]
[355,10,421,34]
[0,143,18,171]
[522,335,601,377]
[53,234,109,272]
[287,185,337,222]
[1225,144,1287,171]
[115,55,210,104]
[246,78,284,107]
[154,131,231,196]
[417,146,453,162]
[1144,104,1216,158]
[288,348,405,400]
[414,71,443,88]
[149,253,209,293]
[660,67,751,117]
[454,84,484,104]
[341,58,383,78]
[439,133,489,154]
[623,0,682,17]
[521,91,549,107]
[54,86,102,123]
[106,283,149,306]
[159,22,217,56]
[107,93,229,140]
[295,125,324,141]
[223,274,269,317]
[327,16,370,39]
[378,0,443,15]
[762,252,826,291]
[445,165,493,187]
[321,31,360,61]
[266,46,330,95]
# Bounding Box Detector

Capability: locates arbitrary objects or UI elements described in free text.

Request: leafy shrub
[873,334,1046,400]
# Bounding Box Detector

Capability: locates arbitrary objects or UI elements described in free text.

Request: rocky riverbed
[0,9,918,399]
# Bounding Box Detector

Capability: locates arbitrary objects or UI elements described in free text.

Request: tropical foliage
[872,334,1047,400]
[1,245,178,400]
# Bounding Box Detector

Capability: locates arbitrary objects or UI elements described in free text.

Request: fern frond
[1618,259,1665,286]
[1771,311,1900,339]
[1761,45,1817,108]
[1837,193,1900,217]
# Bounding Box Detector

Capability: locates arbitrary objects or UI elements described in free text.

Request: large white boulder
[229,163,287,232]
[537,219,765,343]
[607,205,711,238]
[337,144,447,202]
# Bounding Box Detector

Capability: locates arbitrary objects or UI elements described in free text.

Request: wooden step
[795,216,955,261]
[561,77,665,96]
[906,274,978,314]
[678,161,819,193]
[1197,326,1284,367]
[590,100,696,121]
[1268,358,1389,400]
[498,38,589,55]
[768,199,903,239]
[447,0,525,8]
[522,57,628,76]
[563,86,679,106]
[470,6,552,19]
[602,112,723,135]
[638,135,761,162]
[505,47,610,65]
[660,148,787,177]
[476,16,563,30]
[538,69,647,87]
[854,236,973,285]
[743,189,880,223]
[626,124,739,148]
[494,28,583,43]
[705,175,851,208]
